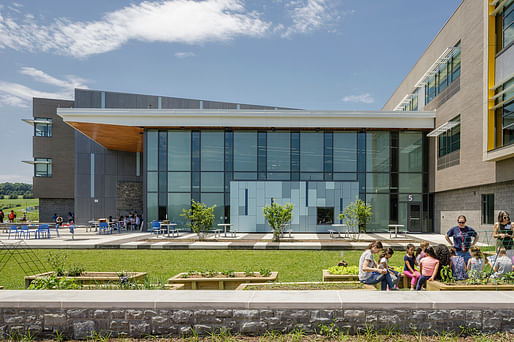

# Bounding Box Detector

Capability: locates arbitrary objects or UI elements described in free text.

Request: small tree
[339,197,372,233]
[181,200,215,240]
[263,201,294,242]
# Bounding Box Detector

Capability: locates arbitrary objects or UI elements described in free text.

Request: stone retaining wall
[0,291,513,339]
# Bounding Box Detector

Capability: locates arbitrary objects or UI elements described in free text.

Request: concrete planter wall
[168,272,278,290]
[426,280,514,291]
[235,281,376,291]
[25,272,147,288]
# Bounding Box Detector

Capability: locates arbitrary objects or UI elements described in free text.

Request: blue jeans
[456,250,471,265]
[416,275,431,290]
[361,271,395,291]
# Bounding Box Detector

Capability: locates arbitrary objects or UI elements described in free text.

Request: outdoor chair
[117,221,126,233]
[8,225,19,239]
[20,225,35,239]
[150,221,162,236]
[54,223,60,237]
[98,221,112,234]
[37,224,50,239]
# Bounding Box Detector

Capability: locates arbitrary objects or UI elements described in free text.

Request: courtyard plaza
[0,226,490,250]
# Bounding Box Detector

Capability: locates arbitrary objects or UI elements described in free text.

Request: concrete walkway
[0,227,490,250]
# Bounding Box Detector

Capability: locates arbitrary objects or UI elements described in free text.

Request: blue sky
[0,0,461,184]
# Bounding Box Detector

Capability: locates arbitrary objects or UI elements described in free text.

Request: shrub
[181,200,215,240]
[263,201,294,242]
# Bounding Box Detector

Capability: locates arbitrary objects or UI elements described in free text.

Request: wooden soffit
[67,122,143,152]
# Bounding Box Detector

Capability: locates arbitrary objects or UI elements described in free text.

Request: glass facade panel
[333,173,357,181]
[168,172,190,192]
[147,193,158,223]
[366,173,389,193]
[201,131,224,171]
[168,193,190,224]
[201,193,225,224]
[34,158,52,177]
[398,174,422,193]
[366,194,389,231]
[267,132,290,172]
[35,118,52,137]
[300,132,323,172]
[234,131,257,171]
[168,131,191,171]
[147,172,158,192]
[399,132,422,172]
[366,132,390,172]
[147,130,158,171]
[333,132,357,172]
[201,172,224,192]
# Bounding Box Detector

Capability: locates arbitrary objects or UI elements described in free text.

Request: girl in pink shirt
[416,246,440,290]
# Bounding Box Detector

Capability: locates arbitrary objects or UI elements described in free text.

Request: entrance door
[407,202,422,232]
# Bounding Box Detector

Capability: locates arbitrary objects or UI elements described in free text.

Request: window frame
[481,194,494,225]
[34,117,52,137]
[34,158,52,177]
[438,115,461,157]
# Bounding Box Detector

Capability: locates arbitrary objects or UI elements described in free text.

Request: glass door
[407,202,422,232]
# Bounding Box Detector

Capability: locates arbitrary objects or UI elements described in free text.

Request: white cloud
[0,0,271,58]
[174,51,196,58]
[0,67,88,108]
[0,174,32,184]
[282,0,337,37]
[342,93,374,104]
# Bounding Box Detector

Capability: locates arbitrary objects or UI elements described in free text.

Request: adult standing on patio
[0,209,4,223]
[358,241,396,291]
[493,210,513,259]
[445,215,479,265]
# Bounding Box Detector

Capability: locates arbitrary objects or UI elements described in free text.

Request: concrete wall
[0,291,512,339]
[38,198,74,223]
[32,98,75,200]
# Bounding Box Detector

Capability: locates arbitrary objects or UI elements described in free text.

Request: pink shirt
[420,256,439,277]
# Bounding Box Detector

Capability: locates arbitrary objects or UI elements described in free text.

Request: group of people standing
[358,212,513,290]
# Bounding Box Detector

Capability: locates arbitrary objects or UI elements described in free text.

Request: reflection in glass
[300,132,323,172]
[147,172,158,192]
[366,193,389,231]
[234,131,257,171]
[366,132,390,172]
[147,193,158,224]
[147,130,158,171]
[366,173,389,193]
[168,172,191,192]
[201,172,224,192]
[267,132,290,172]
[201,131,224,171]
[168,131,191,171]
[168,193,190,224]
[398,174,422,193]
[333,132,357,172]
[399,132,422,172]
[201,193,225,225]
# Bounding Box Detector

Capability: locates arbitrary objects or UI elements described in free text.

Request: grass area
[0,198,39,221]
[0,249,409,289]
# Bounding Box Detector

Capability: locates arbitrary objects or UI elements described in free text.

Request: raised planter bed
[427,280,514,291]
[167,272,278,290]
[24,271,147,288]
[322,269,409,288]
[236,281,376,291]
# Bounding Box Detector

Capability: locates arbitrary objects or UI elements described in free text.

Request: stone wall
[116,181,143,217]
[0,291,513,339]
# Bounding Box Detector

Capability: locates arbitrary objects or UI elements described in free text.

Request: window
[425,43,460,105]
[481,194,494,225]
[34,118,52,137]
[317,207,334,225]
[438,116,460,157]
[494,76,514,148]
[401,92,418,111]
[497,2,514,52]
[34,158,52,177]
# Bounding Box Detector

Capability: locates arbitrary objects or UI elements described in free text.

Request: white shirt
[359,249,376,281]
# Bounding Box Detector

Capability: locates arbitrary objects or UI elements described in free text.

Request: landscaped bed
[24,271,147,288]
[168,271,278,289]
[236,281,376,290]
[427,279,514,291]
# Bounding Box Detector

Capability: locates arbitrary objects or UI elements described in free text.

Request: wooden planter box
[426,280,514,291]
[167,272,278,290]
[236,281,377,291]
[24,271,147,288]
[322,270,409,288]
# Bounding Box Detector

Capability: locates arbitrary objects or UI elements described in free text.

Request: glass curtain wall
[145,129,429,232]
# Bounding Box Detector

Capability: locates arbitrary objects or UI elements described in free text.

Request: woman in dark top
[494,210,513,259]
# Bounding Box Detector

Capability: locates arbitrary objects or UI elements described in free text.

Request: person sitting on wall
[358,241,396,291]
[445,215,479,265]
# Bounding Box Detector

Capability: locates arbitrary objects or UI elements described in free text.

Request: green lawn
[0,249,408,289]
[0,198,39,221]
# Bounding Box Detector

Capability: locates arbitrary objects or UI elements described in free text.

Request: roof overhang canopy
[57,108,435,152]
[426,121,459,137]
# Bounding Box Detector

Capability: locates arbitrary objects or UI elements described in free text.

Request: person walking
[445,215,479,265]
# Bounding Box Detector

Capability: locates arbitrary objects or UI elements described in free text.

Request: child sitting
[378,247,400,290]
[467,246,486,278]
[491,248,513,279]
[416,241,429,265]
[416,246,439,290]
[449,247,467,280]
[404,244,420,291]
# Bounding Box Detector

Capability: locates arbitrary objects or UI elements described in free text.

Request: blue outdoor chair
[8,225,19,239]
[37,224,50,239]
[98,221,112,234]
[150,221,162,236]
[20,225,35,239]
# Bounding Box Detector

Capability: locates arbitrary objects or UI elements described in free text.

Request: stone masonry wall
[1,307,513,339]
